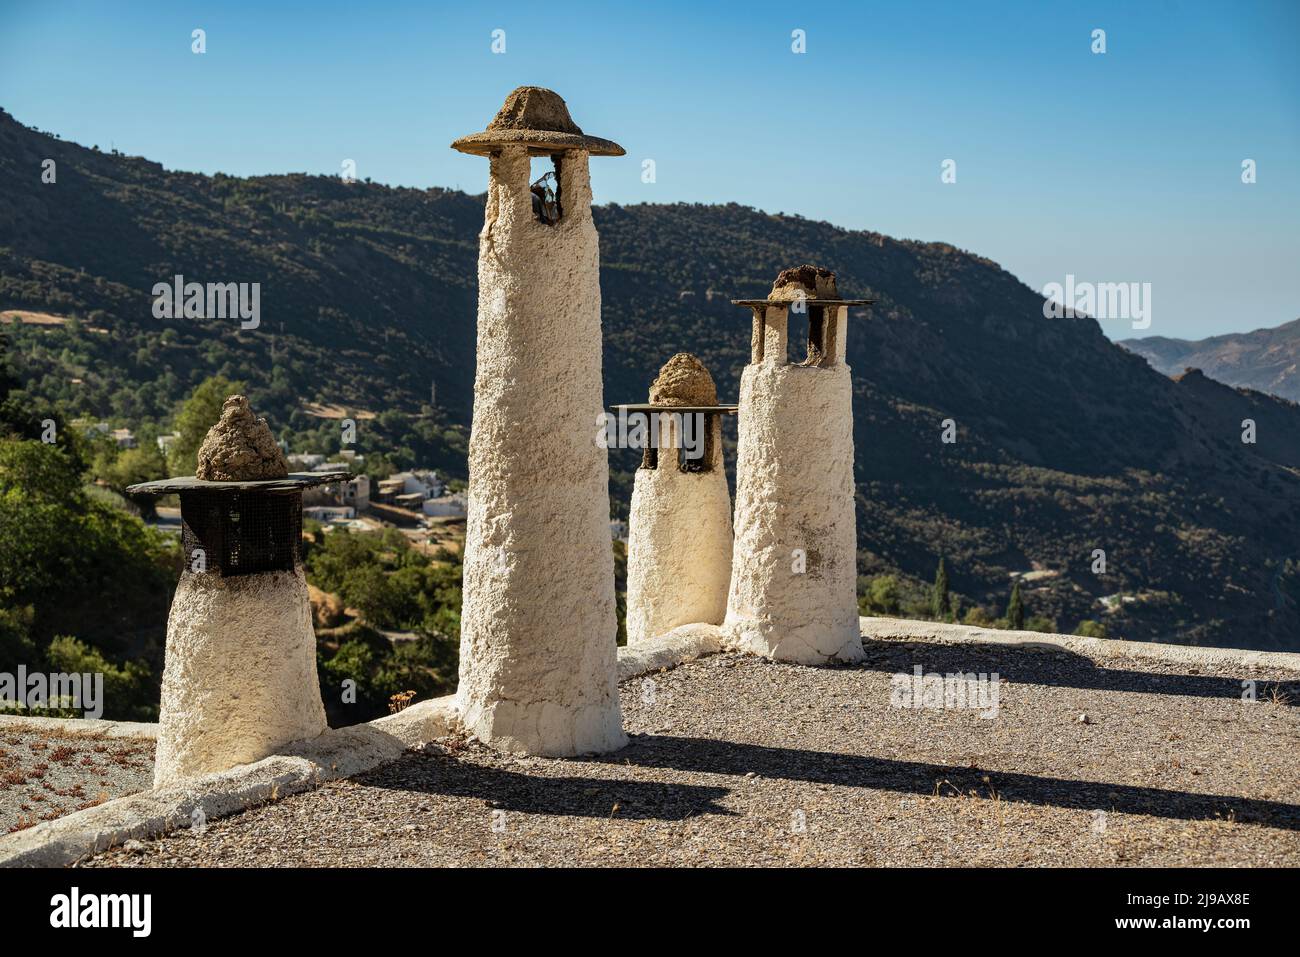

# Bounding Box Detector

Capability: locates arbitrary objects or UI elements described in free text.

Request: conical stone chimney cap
[649,353,719,407]
[196,395,290,481]
[770,265,841,301]
[125,396,352,495]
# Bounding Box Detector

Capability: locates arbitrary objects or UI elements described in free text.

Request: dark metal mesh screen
[181,489,301,576]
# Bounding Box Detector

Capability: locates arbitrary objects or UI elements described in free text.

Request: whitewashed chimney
[450,87,626,755]
[622,354,735,644]
[129,396,341,788]
[723,267,874,664]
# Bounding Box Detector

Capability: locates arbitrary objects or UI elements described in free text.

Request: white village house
[422,491,467,519]
[388,470,444,499]
[304,504,356,522]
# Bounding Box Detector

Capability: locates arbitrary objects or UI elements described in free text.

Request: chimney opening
[677,412,715,474]
[530,155,564,225]
[802,304,830,366]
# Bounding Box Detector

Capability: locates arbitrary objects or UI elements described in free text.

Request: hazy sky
[2,0,1296,341]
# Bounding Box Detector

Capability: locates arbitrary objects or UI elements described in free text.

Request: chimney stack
[450,87,626,755]
[723,268,874,664]
[620,353,735,644]
[129,396,344,787]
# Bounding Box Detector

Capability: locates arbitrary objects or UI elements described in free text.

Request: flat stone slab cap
[731,298,876,308]
[452,85,624,157]
[610,403,739,414]
[733,264,876,311]
[125,471,353,496]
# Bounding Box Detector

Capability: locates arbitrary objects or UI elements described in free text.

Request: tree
[1074,619,1107,638]
[0,332,18,399]
[167,375,240,475]
[0,436,177,652]
[0,605,37,674]
[374,634,458,700]
[1007,581,1025,630]
[931,557,950,620]
[859,575,901,616]
[45,635,155,721]
[0,336,87,470]
[305,526,464,634]
[320,637,380,715]
[98,443,169,518]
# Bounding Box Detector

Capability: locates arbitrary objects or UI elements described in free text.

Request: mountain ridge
[1121,318,1300,403]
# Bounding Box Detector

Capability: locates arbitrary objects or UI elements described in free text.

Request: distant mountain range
[1120,320,1300,403]
[2,107,1299,650]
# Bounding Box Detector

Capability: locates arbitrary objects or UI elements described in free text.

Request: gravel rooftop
[0,728,154,835]
[85,640,1299,867]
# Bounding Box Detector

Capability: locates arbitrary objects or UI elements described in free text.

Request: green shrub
[859,575,902,616]
[0,604,37,674]
[44,635,155,721]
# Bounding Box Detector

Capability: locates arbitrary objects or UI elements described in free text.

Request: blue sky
[2,0,1296,341]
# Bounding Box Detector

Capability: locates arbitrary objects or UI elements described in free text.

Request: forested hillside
[3,108,1298,650]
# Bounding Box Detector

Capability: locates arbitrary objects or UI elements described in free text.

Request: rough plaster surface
[0,696,459,867]
[194,394,288,481]
[723,340,862,664]
[153,567,327,789]
[626,417,732,644]
[860,617,1300,672]
[455,145,624,757]
[617,623,723,681]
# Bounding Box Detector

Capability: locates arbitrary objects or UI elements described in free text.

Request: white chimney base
[153,567,327,789]
[626,435,733,644]
[723,362,864,665]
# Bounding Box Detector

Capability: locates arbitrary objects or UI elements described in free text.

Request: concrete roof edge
[859,616,1300,673]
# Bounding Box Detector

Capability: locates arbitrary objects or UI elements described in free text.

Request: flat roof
[125,471,352,495]
[731,298,876,308]
[609,404,739,415]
